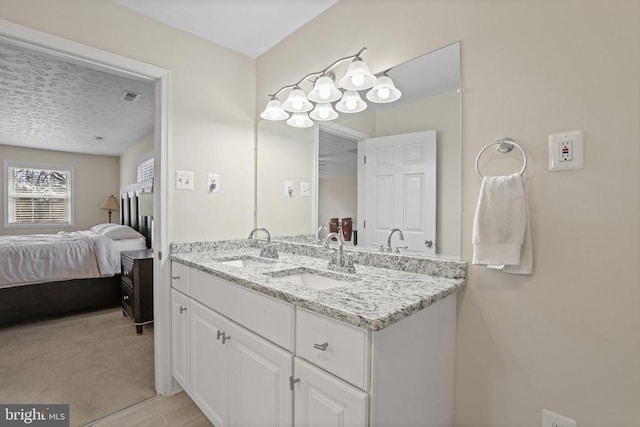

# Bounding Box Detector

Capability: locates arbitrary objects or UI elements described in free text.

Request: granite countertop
[170,242,466,331]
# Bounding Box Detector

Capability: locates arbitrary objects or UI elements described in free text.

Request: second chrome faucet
[324,232,356,274]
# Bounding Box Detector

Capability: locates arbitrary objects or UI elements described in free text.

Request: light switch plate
[207,174,220,193]
[284,181,294,197]
[542,409,577,427]
[300,182,311,197]
[549,130,584,171]
[176,170,194,190]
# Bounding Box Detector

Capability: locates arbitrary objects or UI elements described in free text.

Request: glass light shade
[282,87,313,112]
[287,112,313,128]
[260,98,289,120]
[307,76,342,103]
[335,90,367,113]
[309,102,339,121]
[366,75,402,103]
[338,58,377,90]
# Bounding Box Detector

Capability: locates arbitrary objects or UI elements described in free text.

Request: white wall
[257,1,640,425]
[0,144,119,235]
[119,132,153,190]
[0,0,256,243]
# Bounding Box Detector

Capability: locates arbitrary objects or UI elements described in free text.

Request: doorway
[0,17,172,400]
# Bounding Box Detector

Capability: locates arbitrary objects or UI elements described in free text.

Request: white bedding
[0,230,121,288]
[112,237,148,258]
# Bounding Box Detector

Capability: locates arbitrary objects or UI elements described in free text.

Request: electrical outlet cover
[549,130,583,171]
[176,170,194,190]
[300,182,311,197]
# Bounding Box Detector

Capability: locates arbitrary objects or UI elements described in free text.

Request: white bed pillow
[92,224,145,240]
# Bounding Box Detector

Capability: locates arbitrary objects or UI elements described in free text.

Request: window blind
[6,164,73,225]
[137,152,154,183]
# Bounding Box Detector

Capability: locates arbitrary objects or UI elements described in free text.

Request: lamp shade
[307,75,342,103]
[99,195,120,211]
[366,75,402,103]
[260,98,289,120]
[282,87,313,113]
[309,102,339,121]
[287,112,314,128]
[335,90,367,113]
[338,58,377,90]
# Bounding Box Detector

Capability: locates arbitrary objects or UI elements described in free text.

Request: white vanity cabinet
[170,288,190,392]
[170,260,457,427]
[170,262,294,427]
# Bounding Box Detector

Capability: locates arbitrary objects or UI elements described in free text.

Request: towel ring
[475,137,527,178]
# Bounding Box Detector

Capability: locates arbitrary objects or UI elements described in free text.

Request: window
[4,161,74,227]
[136,151,154,183]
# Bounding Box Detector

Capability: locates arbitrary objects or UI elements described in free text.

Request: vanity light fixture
[260,47,402,128]
[287,112,314,128]
[366,73,402,103]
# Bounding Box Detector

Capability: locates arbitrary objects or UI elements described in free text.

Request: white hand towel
[472,173,532,274]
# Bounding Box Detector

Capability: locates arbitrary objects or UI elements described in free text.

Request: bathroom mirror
[257,42,462,259]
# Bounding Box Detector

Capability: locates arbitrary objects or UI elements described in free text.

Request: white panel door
[362,130,437,254]
[171,289,190,393]
[227,321,293,427]
[189,300,228,427]
[294,358,368,427]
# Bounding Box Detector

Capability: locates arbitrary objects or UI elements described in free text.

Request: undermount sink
[266,268,354,290]
[218,256,273,268]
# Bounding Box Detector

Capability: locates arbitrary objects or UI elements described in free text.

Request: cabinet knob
[313,342,329,351]
[123,295,130,301]
[179,306,187,313]
[222,334,231,344]
[171,276,180,280]
[123,271,131,277]
[217,330,224,340]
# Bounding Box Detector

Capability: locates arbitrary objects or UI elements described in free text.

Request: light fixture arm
[268,47,368,98]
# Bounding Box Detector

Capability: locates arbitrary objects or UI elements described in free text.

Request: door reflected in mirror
[257,42,462,259]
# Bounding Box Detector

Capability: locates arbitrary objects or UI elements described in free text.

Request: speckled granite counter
[170,240,466,331]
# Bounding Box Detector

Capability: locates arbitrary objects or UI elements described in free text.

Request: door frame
[0,19,174,395]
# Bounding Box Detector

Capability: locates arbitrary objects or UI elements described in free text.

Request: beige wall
[119,132,153,190]
[0,0,256,242]
[256,119,314,235]
[375,90,461,257]
[257,1,640,426]
[318,175,357,232]
[0,144,119,235]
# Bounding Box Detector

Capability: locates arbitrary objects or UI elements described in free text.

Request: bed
[0,183,152,325]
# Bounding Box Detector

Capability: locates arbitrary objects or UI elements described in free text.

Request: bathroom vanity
[170,240,466,427]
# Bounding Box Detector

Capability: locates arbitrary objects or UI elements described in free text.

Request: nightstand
[121,249,154,334]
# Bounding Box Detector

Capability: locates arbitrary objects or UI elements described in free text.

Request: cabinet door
[171,289,190,392]
[190,300,228,427]
[294,358,368,427]
[227,321,293,427]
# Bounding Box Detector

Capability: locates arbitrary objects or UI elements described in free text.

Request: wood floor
[87,392,212,427]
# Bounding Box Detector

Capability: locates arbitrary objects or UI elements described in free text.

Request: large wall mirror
[257,42,462,259]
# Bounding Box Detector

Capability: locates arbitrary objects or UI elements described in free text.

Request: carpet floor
[0,306,156,427]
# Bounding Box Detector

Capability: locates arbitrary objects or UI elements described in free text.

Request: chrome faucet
[324,232,355,273]
[248,227,278,259]
[386,228,405,253]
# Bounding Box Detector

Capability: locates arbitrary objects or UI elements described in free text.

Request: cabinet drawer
[121,281,134,317]
[171,262,191,295]
[190,269,293,352]
[296,308,370,390]
[121,256,134,279]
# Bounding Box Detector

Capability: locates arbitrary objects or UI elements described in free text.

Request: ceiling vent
[119,90,142,103]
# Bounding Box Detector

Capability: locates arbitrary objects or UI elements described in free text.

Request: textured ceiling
[0,40,155,157]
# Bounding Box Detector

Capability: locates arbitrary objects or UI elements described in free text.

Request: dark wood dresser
[120,249,154,334]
